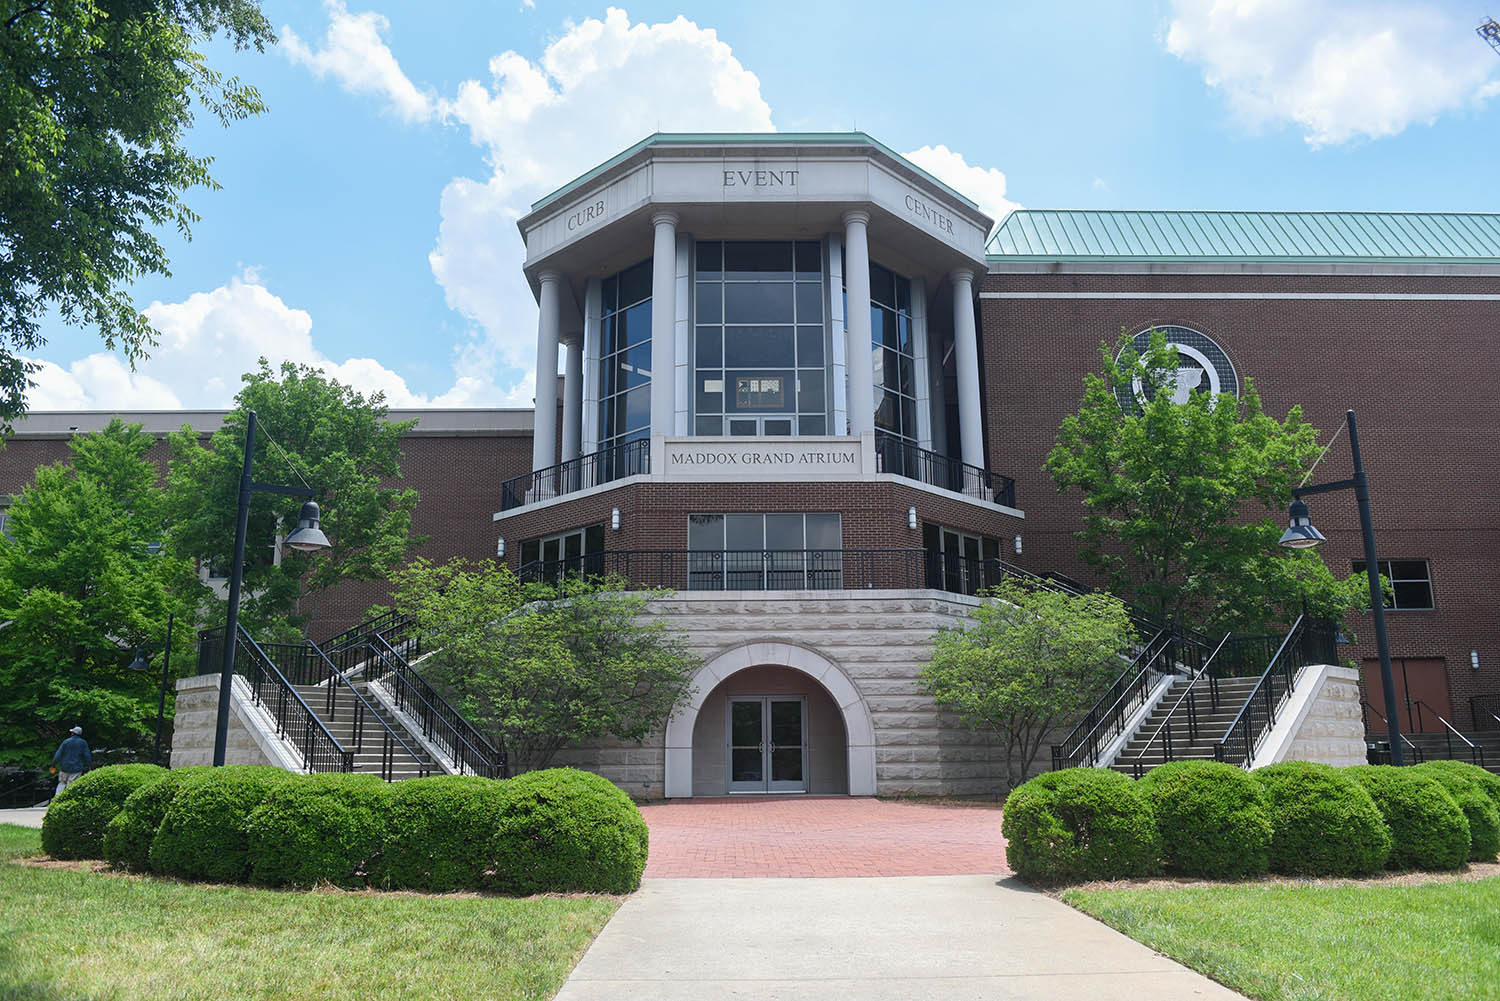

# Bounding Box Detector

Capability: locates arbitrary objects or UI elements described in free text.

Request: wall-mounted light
[496,537,505,558]
[1013,534,1023,555]
[907,507,917,531]
[1473,650,1481,672]
[611,507,621,532]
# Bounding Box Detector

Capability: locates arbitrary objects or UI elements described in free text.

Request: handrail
[1412,700,1486,769]
[1362,700,1425,763]
[365,631,505,778]
[1051,631,1174,769]
[302,640,432,781]
[199,625,352,774]
[1127,632,1233,776]
[873,431,1017,507]
[1471,695,1500,732]
[500,438,649,511]
[321,608,406,655]
[1214,616,1338,768]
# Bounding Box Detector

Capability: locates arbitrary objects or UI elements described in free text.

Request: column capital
[560,330,583,348]
[537,269,564,286]
[650,210,680,229]
[949,268,976,288]
[841,209,871,228]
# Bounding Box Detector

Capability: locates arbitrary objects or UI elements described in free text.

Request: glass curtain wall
[695,241,827,436]
[870,263,917,443]
[599,260,653,472]
[687,513,842,589]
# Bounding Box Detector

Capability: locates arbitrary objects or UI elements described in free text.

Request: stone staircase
[292,681,437,780]
[1397,729,1500,774]
[1111,676,1264,775]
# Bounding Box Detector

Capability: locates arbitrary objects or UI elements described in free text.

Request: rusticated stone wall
[170,674,303,770]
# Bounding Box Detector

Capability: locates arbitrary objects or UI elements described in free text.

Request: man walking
[50,726,92,798]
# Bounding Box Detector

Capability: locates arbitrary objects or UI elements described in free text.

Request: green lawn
[0,823,617,1001]
[1067,878,1500,1001]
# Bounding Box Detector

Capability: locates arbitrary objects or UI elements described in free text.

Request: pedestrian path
[0,808,45,829]
[555,875,1247,1001]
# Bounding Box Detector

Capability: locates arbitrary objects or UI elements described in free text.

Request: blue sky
[27,1,1500,411]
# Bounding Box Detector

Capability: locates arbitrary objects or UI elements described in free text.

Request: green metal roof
[527,132,981,215]
[986,210,1500,263]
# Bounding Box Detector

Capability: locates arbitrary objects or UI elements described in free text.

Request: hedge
[245,773,392,888]
[1136,760,1273,879]
[1413,762,1500,862]
[1001,768,1161,885]
[1254,761,1391,876]
[102,767,210,872]
[1416,759,1500,814]
[373,775,506,892]
[40,764,167,861]
[489,768,650,895]
[1347,765,1470,871]
[149,766,294,882]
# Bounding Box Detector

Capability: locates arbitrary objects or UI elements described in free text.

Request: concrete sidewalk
[0,808,46,829]
[556,875,1245,1001]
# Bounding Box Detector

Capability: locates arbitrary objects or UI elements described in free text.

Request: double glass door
[727,697,807,793]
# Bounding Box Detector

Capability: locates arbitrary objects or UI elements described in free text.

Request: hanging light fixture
[284,500,332,553]
[1278,498,1327,549]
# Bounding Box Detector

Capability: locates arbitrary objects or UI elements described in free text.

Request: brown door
[1363,658,1453,733]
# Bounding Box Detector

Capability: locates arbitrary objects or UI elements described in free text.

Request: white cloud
[1164,0,1500,146]
[27,272,519,411]
[281,0,435,123]
[901,144,1019,228]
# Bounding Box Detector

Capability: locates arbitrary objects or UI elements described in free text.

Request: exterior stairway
[1111,676,1263,775]
[1395,730,1500,774]
[292,681,436,780]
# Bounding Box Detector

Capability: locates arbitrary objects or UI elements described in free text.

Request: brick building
[4,133,1495,792]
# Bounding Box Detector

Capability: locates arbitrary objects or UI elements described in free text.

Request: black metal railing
[499,438,650,511]
[1412,700,1487,769]
[322,608,407,656]
[1125,632,1235,777]
[874,432,1017,508]
[197,626,352,774]
[1214,616,1339,768]
[1052,630,1173,770]
[330,614,506,778]
[1362,700,1425,764]
[1471,695,1500,732]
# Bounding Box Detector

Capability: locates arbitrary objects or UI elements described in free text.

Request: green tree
[1045,330,1363,633]
[0,420,202,766]
[0,0,273,426]
[165,361,423,634]
[390,559,700,776]
[920,578,1136,791]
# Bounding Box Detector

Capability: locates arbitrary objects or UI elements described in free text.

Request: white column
[842,211,875,436]
[532,270,562,471]
[581,276,602,455]
[650,212,679,438]
[561,334,582,463]
[826,234,848,436]
[909,277,933,451]
[674,232,692,436]
[950,269,984,469]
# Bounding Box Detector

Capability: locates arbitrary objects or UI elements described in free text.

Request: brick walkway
[640,797,1009,878]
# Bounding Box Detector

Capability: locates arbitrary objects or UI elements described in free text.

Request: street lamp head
[284,500,332,553]
[128,646,151,673]
[1278,498,1327,550]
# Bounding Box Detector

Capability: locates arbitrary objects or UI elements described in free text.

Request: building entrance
[728,696,808,793]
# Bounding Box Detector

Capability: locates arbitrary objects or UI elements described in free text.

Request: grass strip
[1066,878,1500,1001]
[0,851,617,1001]
[0,823,41,860]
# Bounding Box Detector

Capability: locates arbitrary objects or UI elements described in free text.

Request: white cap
[69,726,82,735]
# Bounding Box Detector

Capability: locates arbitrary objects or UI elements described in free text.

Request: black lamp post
[1278,408,1403,765]
[213,410,332,767]
[129,613,175,766]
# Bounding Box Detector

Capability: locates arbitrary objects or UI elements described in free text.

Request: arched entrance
[664,642,876,797]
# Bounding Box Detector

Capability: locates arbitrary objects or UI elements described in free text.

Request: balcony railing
[500,438,649,511]
[874,432,1016,508]
[517,548,1025,594]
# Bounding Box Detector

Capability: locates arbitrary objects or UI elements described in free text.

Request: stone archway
[664,641,876,797]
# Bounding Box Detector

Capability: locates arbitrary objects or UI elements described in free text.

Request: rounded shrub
[246,773,392,888]
[488,768,649,895]
[40,764,167,860]
[1413,762,1500,862]
[149,765,294,882]
[1136,760,1273,879]
[1347,765,1469,871]
[1001,768,1161,885]
[102,766,210,871]
[373,775,506,892]
[1416,759,1500,813]
[1253,761,1391,876]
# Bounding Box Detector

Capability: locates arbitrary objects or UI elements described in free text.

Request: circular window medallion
[1117,325,1239,410]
